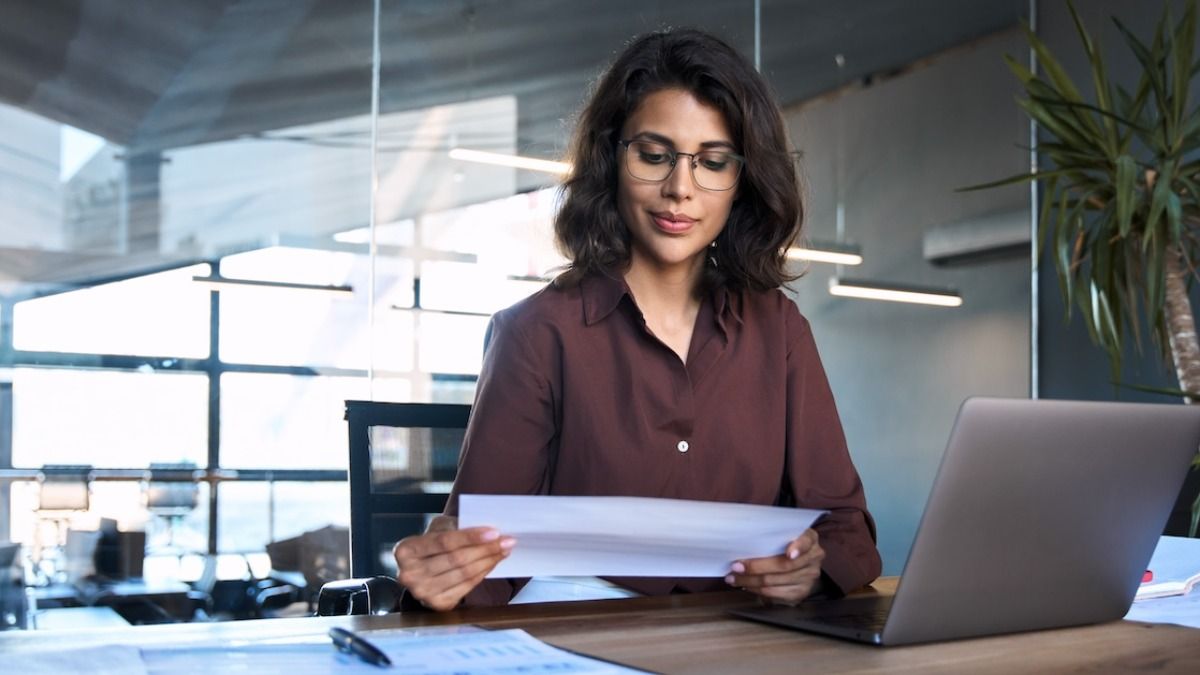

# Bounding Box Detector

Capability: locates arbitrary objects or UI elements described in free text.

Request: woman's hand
[392,515,516,611]
[725,528,825,604]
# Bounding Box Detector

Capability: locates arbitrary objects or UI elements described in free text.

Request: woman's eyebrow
[628,130,735,150]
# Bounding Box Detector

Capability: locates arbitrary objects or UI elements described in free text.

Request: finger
[416,536,517,579]
[784,530,819,560]
[735,544,824,576]
[728,547,823,589]
[752,582,817,605]
[396,526,500,559]
[427,515,458,533]
[423,555,508,610]
[410,543,515,610]
[397,534,514,587]
[731,564,821,590]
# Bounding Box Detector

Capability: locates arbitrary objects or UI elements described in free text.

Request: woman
[394,28,881,611]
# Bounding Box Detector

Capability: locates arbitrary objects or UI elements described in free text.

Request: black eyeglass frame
[617,139,745,192]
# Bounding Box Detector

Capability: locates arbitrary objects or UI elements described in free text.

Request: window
[11,368,208,468]
[219,373,410,470]
[13,264,212,358]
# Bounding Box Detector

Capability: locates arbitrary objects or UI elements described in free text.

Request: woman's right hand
[392,515,516,611]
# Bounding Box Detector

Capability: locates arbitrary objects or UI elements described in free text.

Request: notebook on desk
[730,397,1200,646]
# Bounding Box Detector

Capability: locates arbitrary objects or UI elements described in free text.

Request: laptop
[730,397,1200,645]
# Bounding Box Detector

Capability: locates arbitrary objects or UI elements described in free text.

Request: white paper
[141,627,643,674]
[6,645,147,675]
[1133,535,1200,600]
[458,495,826,578]
[1126,535,1200,629]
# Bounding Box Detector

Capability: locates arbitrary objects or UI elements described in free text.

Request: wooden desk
[3,578,1198,673]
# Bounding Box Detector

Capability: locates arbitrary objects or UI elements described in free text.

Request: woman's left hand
[725,528,825,604]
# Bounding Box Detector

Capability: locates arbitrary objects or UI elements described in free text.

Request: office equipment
[344,401,471,578]
[329,626,393,667]
[32,465,92,584]
[94,518,147,579]
[730,397,1200,645]
[142,462,200,556]
[4,580,1199,673]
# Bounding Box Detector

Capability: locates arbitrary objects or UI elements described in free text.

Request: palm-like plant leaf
[961,0,1200,532]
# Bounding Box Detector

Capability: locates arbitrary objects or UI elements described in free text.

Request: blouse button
[676,440,690,453]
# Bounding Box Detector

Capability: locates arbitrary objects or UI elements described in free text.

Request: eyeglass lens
[624,140,741,191]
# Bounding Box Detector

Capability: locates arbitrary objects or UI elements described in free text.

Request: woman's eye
[699,155,730,171]
[639,151,669,164]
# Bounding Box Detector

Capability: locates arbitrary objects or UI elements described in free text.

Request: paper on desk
[458,495,826,578]
[141,627,644,674]
[6,645,147,675]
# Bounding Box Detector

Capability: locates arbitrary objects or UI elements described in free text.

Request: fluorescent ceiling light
[786,241,863,265]
[448,148,571,175]
[192,275,354,297]
[828,277,962,307]
[390,304,491,317]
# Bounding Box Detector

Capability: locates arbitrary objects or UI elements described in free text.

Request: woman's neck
[622,254,706,362]
[623,254,704,315]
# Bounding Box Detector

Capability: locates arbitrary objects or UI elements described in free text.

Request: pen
[330,626,393,668]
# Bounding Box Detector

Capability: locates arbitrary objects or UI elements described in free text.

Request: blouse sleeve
[784,306,882,595]
[440,307,559,607]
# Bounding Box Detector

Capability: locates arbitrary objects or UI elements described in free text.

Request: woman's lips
[652,213,696,234]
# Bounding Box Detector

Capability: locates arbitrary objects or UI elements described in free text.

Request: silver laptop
[731,397,1200,645]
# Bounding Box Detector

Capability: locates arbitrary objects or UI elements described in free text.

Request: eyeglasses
[618,139,744,191]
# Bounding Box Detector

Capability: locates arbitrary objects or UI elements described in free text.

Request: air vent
[923,209,1030,266]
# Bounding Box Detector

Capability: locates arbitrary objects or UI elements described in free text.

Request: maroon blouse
[444,273,881,606]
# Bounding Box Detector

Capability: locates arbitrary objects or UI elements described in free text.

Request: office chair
[32,465,93,584]
[142,462,200,556]
[317,401,470,615]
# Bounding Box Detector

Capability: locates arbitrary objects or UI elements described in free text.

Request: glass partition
[0,0,1032,603]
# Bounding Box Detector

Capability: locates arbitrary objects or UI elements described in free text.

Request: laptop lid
[734,397,1200,646]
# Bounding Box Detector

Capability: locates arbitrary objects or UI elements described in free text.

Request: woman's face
[616,87,738,279]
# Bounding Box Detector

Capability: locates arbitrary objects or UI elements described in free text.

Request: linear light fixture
[192,275,354,297]
[829,277,962,307]
[448,148,571,175]
[390,304,491,318]
[786,240,863,265]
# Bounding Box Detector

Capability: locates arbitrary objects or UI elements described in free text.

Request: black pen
[329,626,393,668]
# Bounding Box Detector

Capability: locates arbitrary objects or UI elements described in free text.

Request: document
[140,627,644,674]
[1133,535,1200,601]
[6,645,147,675]
[458,494,826,578]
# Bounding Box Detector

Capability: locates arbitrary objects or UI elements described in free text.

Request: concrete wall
[784,29,1033,573]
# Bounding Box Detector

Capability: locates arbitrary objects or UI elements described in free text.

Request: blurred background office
[0,0,1192,627]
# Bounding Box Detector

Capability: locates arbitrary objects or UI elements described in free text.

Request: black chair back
[344,401,471,578]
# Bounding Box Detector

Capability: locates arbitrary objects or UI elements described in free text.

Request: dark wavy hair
[554,28,803,292]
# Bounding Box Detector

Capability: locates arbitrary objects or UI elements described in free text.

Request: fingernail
[499,537,516,550]
[724,574,736,585]
[480,529,500,542]
[731,562,745,573]
[788,549,799,560]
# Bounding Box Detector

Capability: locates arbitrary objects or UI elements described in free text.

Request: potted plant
[971,0,1200,533]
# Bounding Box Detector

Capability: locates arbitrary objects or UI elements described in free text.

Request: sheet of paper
[141,627,644,674]
[1126,535,1200,628]
[458,495,826,578]
[6,645,147,675]
[1133,535,1200,600]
